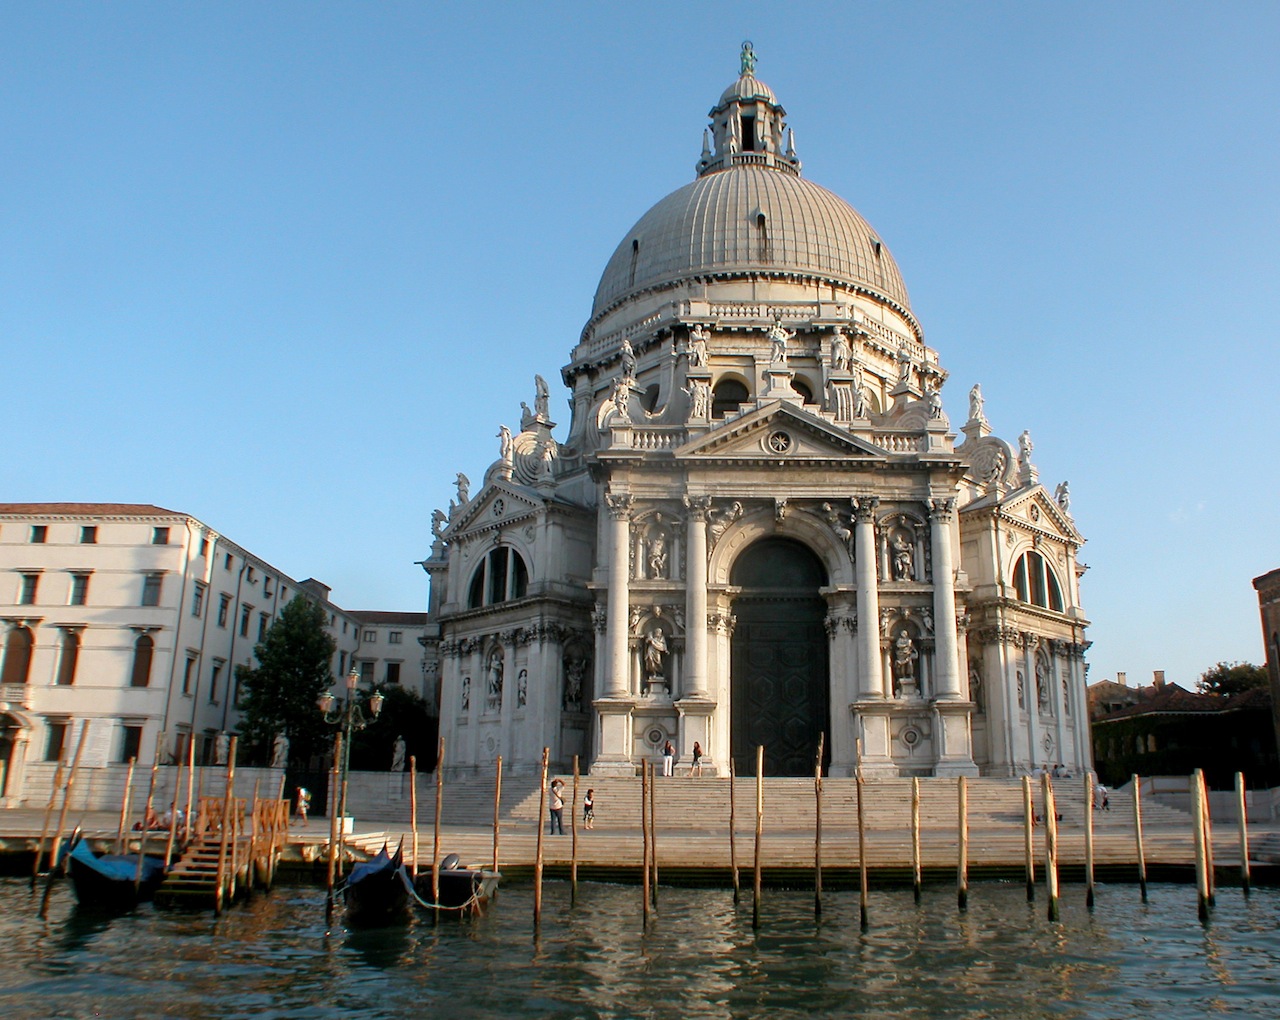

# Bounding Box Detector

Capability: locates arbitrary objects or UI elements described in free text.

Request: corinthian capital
[682,493,713,521]
[605,490,634,519]
[929,497,957,522]
[851,495,880,523]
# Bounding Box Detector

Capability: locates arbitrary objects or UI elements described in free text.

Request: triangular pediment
[676,401,887,461]
[447,480,545,538]
[1002,486,1081,543]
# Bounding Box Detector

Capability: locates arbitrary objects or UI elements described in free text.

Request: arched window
[466,547,530,609]
[1,626,34,685]
[1012,551,1064,612]
[56,630,80,686]
[712,378,750,418]
[130,634,154,688]
[791,378,813,403]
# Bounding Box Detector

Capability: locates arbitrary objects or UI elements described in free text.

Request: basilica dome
[591,63,914,328]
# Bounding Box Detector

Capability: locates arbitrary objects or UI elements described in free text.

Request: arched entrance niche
[729,537,829,777]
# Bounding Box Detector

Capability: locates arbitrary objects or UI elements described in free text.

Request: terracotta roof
[349,611,428,625]
[0,502,184,517]
[1096,683,1272,721]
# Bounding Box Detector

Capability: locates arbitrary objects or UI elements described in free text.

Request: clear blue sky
[4,2,1277,688]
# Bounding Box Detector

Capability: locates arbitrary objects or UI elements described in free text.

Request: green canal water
[1,877,1277,1018]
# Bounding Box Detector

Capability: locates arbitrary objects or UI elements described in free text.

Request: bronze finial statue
[740,40,757,75]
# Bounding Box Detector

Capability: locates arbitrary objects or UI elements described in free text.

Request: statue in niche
[534,375,550,419]
[1054,481,1071,512]
[968,383,986,423]
[829,325,852,372]
[644,626,668,682]
[851,364,868,417]
[486,653,503,711]
[517,669,528,708]
[620,337,637,380]
[497,425,513,465]
[271,733,289,769]
[968,665,984,711]
[896,344,914,385]
[893,630,918,681]
[455,473,470,504]
[687,325,709,367]
[647,532,668,579]
[391,736,406,772]
[766,319,794,364]
[1018,429,1034,465]
[564,657,586,712]
[1016,670,1025,708]
[1036,659,1050,711]
[891,531,915,581]
[431,508,448,542]
[460,675,471,711]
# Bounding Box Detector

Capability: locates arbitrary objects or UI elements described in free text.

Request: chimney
[1153,670,1165,689]
[1117,671,1127,686]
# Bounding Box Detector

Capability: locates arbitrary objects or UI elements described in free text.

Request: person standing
[549,778,565,835]
[295,787,310,826]
[691,742,704,777]
[583,788,595,830]
[662,739,675,777]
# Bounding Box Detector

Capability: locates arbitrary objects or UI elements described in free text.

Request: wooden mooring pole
[857,771,868,931]
[135,731,166,892]
[164,750,184,867]
[1200,769,1216,906]
[32,759,66,887]
[1132,773,1147,901]
[1083,770,1095,909]
[813,734,824,918]
[1043,773,1060,922]
[324,734,342,925]
[571,756,580,904]
[213,736,237,915]
[115,757,137,854]
[46,721,90,875]
[729,759,739,905]
[534,747,548,930]
[649,760,658,906]
[753,744,763,931]
[408,755,419,879]
[957,776,969,911]
[641,758,650,928]
[1022,776,1036,901]
[911,776,922,904]
[1192,769,1210,923]
[432,737,444,909]
[492,755,503,874]
[1236,771,1251,896]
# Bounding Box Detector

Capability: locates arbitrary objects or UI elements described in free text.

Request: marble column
[682,495,711,698]
[604,492,633,698]
[852,496,883,699]
[929,498,962,700]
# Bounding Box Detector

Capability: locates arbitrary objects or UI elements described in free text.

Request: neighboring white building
[0,503,429,807]
[424,50,1091,780]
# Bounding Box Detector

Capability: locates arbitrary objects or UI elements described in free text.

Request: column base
[850,702,900,778]
[932,699,978,776]
[591,696,635,774]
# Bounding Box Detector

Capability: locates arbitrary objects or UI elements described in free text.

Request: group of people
[132,806,185,832]
[546,740,707,834]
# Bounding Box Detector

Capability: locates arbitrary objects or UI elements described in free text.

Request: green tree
[349,684,438,772]
[235,597,337,766]
[1197,660,1269,697]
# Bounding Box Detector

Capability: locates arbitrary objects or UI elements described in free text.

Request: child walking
[583,788,595,830]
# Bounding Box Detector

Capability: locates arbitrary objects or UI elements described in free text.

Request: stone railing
[706,302,819,323]
[873,433,926,454]
[630,428,687,451]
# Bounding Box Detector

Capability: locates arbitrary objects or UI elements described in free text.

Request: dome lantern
[697,42,800,178]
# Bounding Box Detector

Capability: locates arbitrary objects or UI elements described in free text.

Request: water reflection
[2,878,1279,1019]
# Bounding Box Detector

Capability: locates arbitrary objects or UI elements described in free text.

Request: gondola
[65,832,167,910]
[405,853,501,916]
[341,842,409,926]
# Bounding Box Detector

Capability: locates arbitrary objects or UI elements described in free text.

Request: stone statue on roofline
[767,319,794,365]
[687,324,709,367]
[1054,481,1071,513]
[968,383,986,424]
[829,324,852,372]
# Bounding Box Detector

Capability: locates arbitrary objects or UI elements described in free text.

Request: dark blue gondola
[341,842,409,926]
[405,853,501,915]
[65,834,167,910]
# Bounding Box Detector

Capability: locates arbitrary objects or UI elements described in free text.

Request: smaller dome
[717,74,777,108]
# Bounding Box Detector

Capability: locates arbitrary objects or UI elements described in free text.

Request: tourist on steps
[549,778,565,834]
[662,740,675,777]
[583,788,595,830]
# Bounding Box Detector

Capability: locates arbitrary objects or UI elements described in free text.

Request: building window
[141,573,163,607]
[258,612,269,643]
[1012,551,1064,612]
[31,525,48,543]
[69,573,90,606]
[338,650,347,676]
[80,526,97,544]
[246,566,256,583]
[130,634,154,687]
[199,537,209,558]
[363,630,377,642]
[712,378,751,418]
[192,583,206,618]
[1,626,35,685]
[120,724,143,764]
[224,553,234,571]
[209,661,224,703]
[263,579,273,598]
[18,573,39,605]
[389,631,403,644]
[56,630,80,686]
[467,547,530,608]
[240,604,252,637]
[182,655,196,695]
[152,527,170,545]
[360,660,374,683]
[386,662,401,685]
[44,721,68,762]
[218,594,231,628]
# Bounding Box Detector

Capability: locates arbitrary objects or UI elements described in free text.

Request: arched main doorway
[730,537,830,777]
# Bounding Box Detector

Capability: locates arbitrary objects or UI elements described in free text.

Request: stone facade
[1253,567,1280,755]
[425,52,1091,780]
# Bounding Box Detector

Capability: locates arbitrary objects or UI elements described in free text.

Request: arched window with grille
[466,547,530,609]
[1012,551,1064,612]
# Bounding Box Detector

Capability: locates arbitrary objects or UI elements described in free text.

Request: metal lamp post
[318,666,384,858]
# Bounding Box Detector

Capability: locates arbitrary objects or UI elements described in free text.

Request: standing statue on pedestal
[829,325,852,372]
[891,532,915,581]
[893,630,918,683]
[896,344,914,385]
[647,533,668,579]
[497,424,513,465]
[391,736,406,772]
[767,319,795,365]
[687,325,709,367]
[644,626,668,683]
[1054,480,1071,512]
[1018,430,1034,466]
[534,375,550,419]
[968,383,986,424]
[215,732,230,766]
[272,733,289,769]
[455,473,470,505]
[620,337,637,380]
